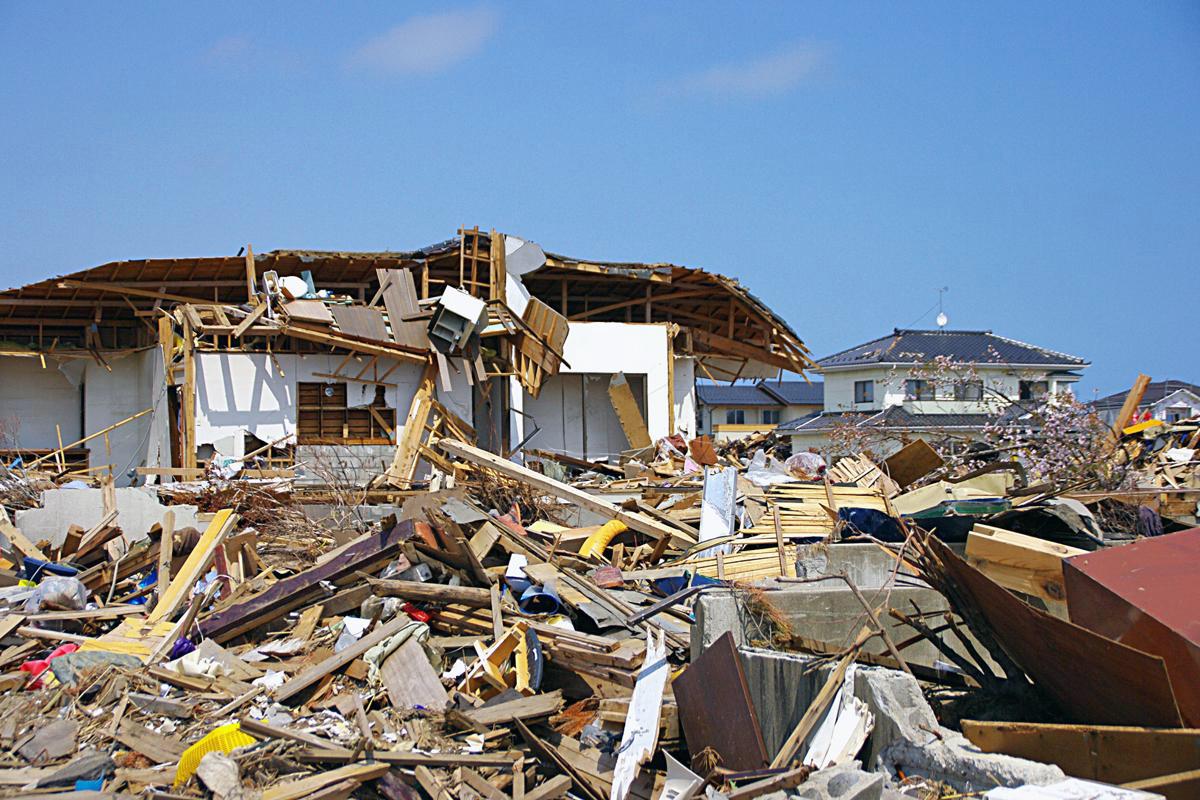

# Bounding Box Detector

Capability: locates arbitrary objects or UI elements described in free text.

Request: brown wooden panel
[673,631,769,771]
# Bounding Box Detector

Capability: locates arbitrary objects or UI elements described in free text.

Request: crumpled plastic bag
[23,576,87,613]
[785,451,826,480]
[743,450,797,487]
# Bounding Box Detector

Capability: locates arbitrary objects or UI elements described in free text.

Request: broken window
[725,409,746,425]
[955,381,984,401]
[1019,380,1049,401]
[761,409,780,425]
[297,382,394,445]
[905,379,934,401]
[854,380,874,403]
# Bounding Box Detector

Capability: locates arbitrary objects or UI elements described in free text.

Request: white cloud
[671,43,828,98]
[346,6,499,76]
[203,34,253,66]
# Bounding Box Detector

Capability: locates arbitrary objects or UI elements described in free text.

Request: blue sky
[1,2,1196,397]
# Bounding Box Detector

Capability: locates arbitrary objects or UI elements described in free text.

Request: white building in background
[1092,380,1200,427]
[780,328,1089,456]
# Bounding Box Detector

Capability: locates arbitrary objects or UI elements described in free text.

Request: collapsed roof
[0,229,815,380]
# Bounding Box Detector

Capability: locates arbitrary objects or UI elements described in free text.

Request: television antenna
[935,286,949,328]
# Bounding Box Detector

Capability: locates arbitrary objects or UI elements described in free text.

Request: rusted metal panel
[931,536,1183,728]
[1063,527,1200,727]
[673,631,770,771]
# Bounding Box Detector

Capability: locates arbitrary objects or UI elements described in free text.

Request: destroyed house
[0,228,814,488]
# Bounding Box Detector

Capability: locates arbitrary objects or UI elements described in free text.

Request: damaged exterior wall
[0,351,159,487]
[519,322,681,460]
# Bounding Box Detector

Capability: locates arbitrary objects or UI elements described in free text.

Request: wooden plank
[380,636,449,711]
[1123,768,1200,798]
[156,510,174,607]
[386,360,437,487]
[607,373,652,450]
[438,438,694,547]
[232,301,268,337]
[882,439,943,488]
[771,647,856,768]
[244,244,258,304]
[378,267,428,350]
[962,720,1200,789]
[203,523,411,642]
[262,762,390,800]
[148,508,237,623]
[182,316,197,470]
[275,614,420,703]
[524,774,571,800]
[464,690,564,727]
[331,305,390,342]
[365,575,492,607]
[1111,373,1152,439]
[116,720,186,764]
[965,525,1083,615]
[0,509,48,562]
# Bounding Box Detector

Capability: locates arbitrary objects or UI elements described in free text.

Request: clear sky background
[1,3,1196,398]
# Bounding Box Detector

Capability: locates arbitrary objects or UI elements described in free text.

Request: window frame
[853,380,875,404]
[760,408,781,425]
[905,379,934,401]
[725,408,746,425]
[1019,380,1049,402]
[955,380,984,401]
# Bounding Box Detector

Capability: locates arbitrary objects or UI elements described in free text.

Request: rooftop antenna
[935,286,949,328]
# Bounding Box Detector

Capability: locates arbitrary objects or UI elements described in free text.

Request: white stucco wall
[822,365,1065,415]
[0,355,82,449]
[82,350,158,484]
[518,322,675,460]
[194,352,469,459]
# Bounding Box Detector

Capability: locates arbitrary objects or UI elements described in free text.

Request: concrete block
[737,648,1064,794]
[851,665,1064,793]
[692,583,966,671]
[15,487,199,547]
[794,543,913,589]
[791,761,884,800]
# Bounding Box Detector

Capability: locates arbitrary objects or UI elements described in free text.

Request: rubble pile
[0,232,1194,798]
[0,406,1195,800]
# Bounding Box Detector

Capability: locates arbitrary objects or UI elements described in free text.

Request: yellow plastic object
[174,722,257,786]
[1122,419,1164,435]
[578,519,627,558]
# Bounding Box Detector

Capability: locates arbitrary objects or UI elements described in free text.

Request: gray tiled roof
[697,380,824,407]
[1092,380,1200,411]
[778,406,995,433]
[817,329,1088,369]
